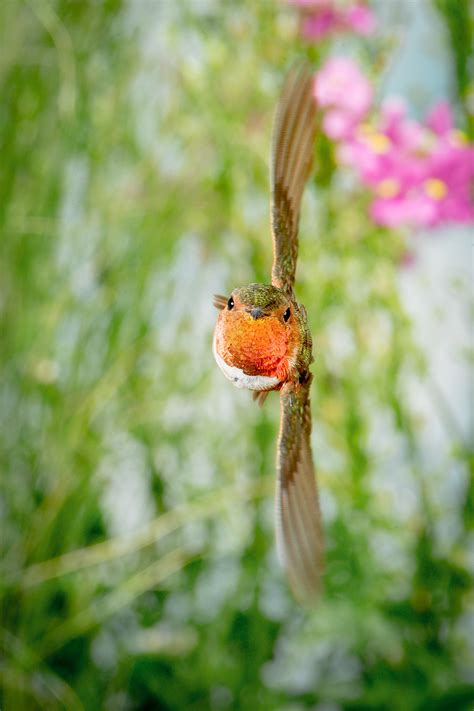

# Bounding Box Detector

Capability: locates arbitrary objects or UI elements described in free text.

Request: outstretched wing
[275,376,323,602]
[271,64,316,296]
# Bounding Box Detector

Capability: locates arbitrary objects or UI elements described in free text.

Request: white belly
[213,335,280,392]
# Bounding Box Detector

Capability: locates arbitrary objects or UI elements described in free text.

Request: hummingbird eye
[283,307,291,322]
[227,296,234,310]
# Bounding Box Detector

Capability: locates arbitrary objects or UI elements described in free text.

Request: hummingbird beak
[248,307,266,320]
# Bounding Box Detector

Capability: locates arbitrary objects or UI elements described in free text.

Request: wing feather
[275,377,323,602]
[213,294,228,310]
[271,64,316,295]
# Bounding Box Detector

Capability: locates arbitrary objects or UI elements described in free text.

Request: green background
[1,1,472,709]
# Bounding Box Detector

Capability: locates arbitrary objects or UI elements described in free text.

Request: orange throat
[214,311,291,381]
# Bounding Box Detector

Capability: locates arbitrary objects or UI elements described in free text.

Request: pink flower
[302,7,338,39]
[422,142,474,225]
[340,101,427,190]
[342,99,474,228]
[287,0,329,6]
[345,3,376,35]
[314,57,373,139]
[425,101,453,137]
[312,54,473,231]
[291,0,376,40]
[379,99,426,153]
[371,195,436,228]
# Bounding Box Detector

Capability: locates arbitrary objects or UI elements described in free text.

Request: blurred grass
[1,1,473,710]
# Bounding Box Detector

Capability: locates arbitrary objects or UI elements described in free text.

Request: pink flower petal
[425,101,453,136]
[314,57,373,119]
[323,109,357,140]
[302,8,339,39]
[371,195,438,228]
[287,0,329,7]
[345,4,376,35]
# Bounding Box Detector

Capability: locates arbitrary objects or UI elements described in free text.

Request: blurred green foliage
[1,1,473,710]
[432,0,474,136]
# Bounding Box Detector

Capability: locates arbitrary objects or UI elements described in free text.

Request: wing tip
[275,476,325,607]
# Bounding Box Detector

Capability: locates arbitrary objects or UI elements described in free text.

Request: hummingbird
[212,65,323,602]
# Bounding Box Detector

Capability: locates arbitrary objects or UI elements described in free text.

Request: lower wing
[275,376,324,603]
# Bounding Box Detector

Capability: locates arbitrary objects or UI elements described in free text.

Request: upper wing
[275,376,323,603]
[270,64,316,296]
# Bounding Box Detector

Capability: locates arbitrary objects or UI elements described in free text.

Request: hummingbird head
[213,283,297,390]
